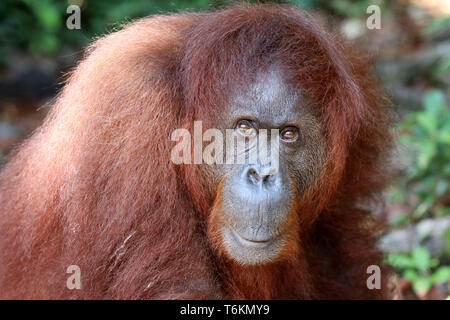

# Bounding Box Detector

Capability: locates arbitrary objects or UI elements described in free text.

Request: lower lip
[226,226,274,247]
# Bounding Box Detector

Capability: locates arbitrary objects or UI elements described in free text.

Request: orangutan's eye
[236,119,257,137]
[280,127,299,142]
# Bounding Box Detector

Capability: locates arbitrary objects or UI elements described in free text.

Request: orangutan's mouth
[225,226,278,247]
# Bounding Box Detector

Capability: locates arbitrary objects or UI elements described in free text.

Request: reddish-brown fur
[0,4,393,299]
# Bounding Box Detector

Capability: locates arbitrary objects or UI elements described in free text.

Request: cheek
[288,127,326,192]
[287,149,325,193]
[196,163,231,194]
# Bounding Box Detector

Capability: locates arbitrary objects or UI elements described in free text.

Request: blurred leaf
[404,269,418,281]
[30,34,59,54]
[436,207,450,217]
[417,140,436,169]
[412,277,432,297]
[35,4,61,31]
[439,128,450,144]
[425,16,450,34]
[431,266,450,284]
[432,55,450,82]
[390,215,409,228]
[387,253,414,269]
[411,247,432,273]
[390,188,406,202]
[21,0,61,31]
[444,230,450,257]
[416,112,438,134]
[423,90,447,115]
[289,0,316,9]
[436,179,448,196]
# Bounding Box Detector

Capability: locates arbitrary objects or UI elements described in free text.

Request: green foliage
[0,0,384,64]
[426,17,450,85]
[387,247,450,297]
[324,0,378,18]
[0,0,221,61]
[445,229,450,257]
[388,89,450,297]
[0,0,65,55]
[391,89,450,224]
[425,16,450,35]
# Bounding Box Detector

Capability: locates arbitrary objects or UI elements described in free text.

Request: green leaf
[416,112,438,134]
[417,140,437,169]
[399,135,414,146]
[425,16,450,34]
[444,230,450,257]
[439,130,450,144]
[35,5,61,31]
[436,179,448,196]
[390,188,406,202]
[413,200,432,219]
[431,266,450,284]
[404,269,418,281]
[432,55,450,81]
[423,90,446,116]
[412,277,432,297]
[411,247,432,273]
[436,207,450,217]
[390,215,409,228]
[387,253,414,269]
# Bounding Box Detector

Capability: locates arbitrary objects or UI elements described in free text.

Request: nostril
[247,168,260,185]
[262,174,272,183]
[262,168,277,184]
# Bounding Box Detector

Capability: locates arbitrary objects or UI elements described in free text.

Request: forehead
[224,67,308,127]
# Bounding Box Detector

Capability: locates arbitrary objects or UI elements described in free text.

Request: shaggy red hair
[0,4,393,299]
